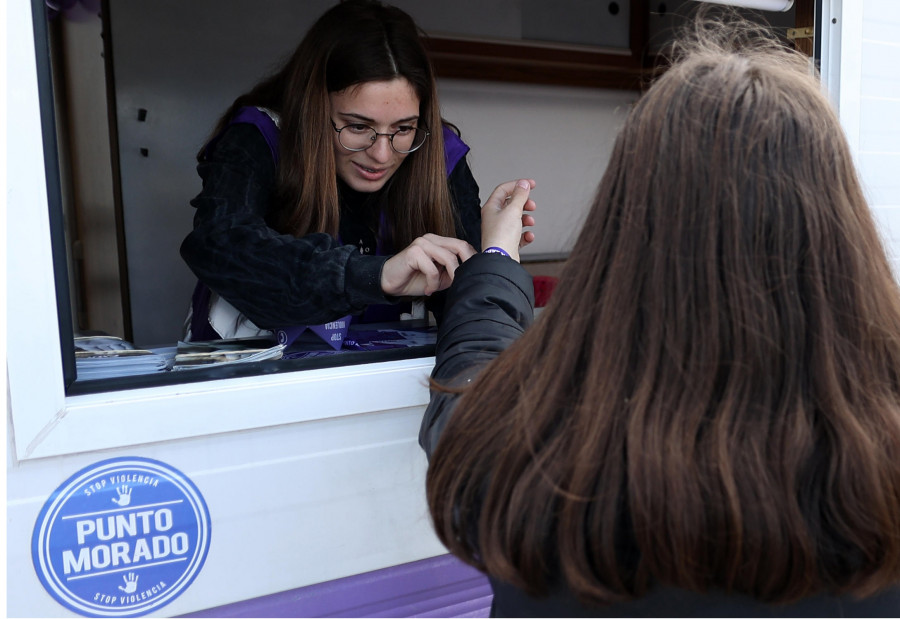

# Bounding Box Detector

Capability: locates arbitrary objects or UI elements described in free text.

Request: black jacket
[420,254,900,617]
[180,122,482,329]
[419,253,534,453]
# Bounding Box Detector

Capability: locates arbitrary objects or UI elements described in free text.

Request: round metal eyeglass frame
[331,120,429,154]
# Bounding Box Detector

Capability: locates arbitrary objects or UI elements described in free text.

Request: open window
[44,0,818,393]
[8,0,821,461]
[42,0,472,397]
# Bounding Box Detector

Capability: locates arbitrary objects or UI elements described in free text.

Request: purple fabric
[307,320,349,349]
[180,554,491,618]
[275,318,350,351]
[231,107,280,163]
[273,326,307,347]
[442,126,470,175]
[200,107,280,165]
[190,108,280,342]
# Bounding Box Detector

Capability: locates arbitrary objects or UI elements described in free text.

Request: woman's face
[329,78,421,193]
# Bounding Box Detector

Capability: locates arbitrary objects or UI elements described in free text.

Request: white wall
[836,0,900,273]
[439,80,635,257]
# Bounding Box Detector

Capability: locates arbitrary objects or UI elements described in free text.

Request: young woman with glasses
[180,0,509,341]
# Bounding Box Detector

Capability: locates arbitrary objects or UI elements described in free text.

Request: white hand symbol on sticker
[118,572,138,594]
[111,485,132,507]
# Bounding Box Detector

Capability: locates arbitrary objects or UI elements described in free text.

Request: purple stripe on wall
[180,554,492,618]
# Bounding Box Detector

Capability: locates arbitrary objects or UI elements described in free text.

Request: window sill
[23,357,436,460]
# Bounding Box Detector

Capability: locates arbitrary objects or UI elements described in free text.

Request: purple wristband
[483,246,511,258]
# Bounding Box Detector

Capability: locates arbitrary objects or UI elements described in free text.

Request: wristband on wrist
[483,246,511,258]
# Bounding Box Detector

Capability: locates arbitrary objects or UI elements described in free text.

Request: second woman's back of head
[427,12,900,607]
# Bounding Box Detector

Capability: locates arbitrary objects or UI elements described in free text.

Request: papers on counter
[172,339,285,370]
[74,336,172,380]
[72,324,434,381]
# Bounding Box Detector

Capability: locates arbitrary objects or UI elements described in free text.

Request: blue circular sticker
[32,457,211,617]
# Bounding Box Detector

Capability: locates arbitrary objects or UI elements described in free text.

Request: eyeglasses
[331,120,429,154]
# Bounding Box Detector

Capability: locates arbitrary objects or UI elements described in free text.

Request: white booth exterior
[7,2,451,614]
[8,0,900,616]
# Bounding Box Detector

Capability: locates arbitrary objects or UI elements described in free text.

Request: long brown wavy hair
[204,0,455,248]
[427,15,900,606]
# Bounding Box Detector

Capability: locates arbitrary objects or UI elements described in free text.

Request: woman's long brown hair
[427,16,900,606]
[204,0,455,248]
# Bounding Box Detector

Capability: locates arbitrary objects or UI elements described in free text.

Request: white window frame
[7,1,435,462]
[818,0,863,159]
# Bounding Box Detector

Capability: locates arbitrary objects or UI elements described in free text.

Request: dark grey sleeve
[419,254,535,459]
[180,124,389,328]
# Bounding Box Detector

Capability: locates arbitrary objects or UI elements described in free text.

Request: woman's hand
[481,179,536,262]
[381,234,476,297]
